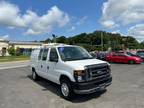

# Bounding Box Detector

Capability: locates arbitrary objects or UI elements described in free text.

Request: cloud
[100,0,144,28]
[76,16,88,26]
[67,16,87,32]
[25,6,70,35]
[0,1,70,35]
[0,1,26,27]
[0,35,9,40]
[101,20,118,29]
[68,26,76,32]
[128,24,144,42]
[111,30,120,34]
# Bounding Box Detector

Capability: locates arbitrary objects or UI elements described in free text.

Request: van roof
[40,43,76,48]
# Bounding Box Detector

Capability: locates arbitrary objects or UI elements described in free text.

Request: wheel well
[129,60,135,62]
[59,75,71,83]
[32,67,35,72]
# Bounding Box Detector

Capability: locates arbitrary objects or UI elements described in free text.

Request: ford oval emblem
[97,71,102,74]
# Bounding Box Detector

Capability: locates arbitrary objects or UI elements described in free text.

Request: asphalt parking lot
[0,64,144,108]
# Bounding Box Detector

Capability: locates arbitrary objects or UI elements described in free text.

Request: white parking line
[0,60,29,64]
[0,65,29,70]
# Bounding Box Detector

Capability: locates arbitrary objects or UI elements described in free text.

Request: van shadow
[27,75,106,103]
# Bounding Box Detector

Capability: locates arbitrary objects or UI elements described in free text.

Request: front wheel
[60,79,74,100]
[128,60,135,64]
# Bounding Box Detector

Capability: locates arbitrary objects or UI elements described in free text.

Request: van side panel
[30,49,40,74]
[53,62,76,84]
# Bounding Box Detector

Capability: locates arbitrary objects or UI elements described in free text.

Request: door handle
[47,66,49,70]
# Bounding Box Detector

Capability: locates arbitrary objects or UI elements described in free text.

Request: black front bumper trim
[72,76,112,94]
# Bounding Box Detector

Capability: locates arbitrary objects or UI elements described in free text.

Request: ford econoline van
[30,43,112,100]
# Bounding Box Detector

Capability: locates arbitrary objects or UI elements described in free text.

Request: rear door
[37,48,43,74]
[37,48,50,78]
[111,53,119,62]
[117,54,127,63]
[40,48,49,79]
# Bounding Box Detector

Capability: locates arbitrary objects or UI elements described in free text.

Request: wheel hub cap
[61,83,69,97]
[33,72,36,79]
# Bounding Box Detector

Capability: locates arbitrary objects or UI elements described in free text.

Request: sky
[0,0,144,42]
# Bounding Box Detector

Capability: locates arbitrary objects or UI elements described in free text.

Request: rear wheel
[32,69,39,81]
[129,60,135,64]
[60,79,74,100]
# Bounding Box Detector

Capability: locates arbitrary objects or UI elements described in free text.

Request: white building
[0,39,9,56]
[0,39,43,56]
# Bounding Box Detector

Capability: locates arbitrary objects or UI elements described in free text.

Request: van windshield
[58,46,93,61]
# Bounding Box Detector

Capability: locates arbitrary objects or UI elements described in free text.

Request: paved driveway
[0,64,144,108]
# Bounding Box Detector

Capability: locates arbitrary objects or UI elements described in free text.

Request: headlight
[74,70,86,82]
[135,58,140,61]
[74,70,85,76]
[107,64,111,72]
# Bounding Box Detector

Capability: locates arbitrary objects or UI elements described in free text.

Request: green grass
[0,55,30,62]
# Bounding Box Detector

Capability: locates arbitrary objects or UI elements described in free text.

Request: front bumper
[141,58,144,62]
[135,60,143,64]
[72,76,112,94]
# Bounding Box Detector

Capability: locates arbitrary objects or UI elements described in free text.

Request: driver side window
[42,48,49,61]
[49,48,58,62]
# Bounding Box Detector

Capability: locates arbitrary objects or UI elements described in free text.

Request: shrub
[16,47,21,56]
[8,47,16,56]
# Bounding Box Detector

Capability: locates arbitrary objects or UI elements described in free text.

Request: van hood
[64,59,108,70]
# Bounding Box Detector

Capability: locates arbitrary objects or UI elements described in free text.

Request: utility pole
[52,34,56,43]
[101,32,104,51]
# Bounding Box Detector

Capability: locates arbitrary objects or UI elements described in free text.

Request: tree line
[42,30,144,51]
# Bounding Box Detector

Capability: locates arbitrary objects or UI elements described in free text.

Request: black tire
[129,60,135,64]
[60,79,74,100]
[32,69,39,81]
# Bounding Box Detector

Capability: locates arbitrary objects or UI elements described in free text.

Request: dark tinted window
[112,53,118,56]
[58,47,92,61]
[42,48,49,61]
[117,53,127,56]
[137,51,144,53]
[49,48,58,61]
[137,51,144,56]
[38,49,43,60]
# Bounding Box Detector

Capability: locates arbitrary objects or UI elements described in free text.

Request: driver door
[47,48,59,83]
[117,54,127,63]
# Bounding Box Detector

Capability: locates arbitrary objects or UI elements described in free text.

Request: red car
[106,52,142,64]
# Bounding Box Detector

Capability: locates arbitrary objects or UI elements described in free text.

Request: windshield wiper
[81,57,93,59]
[63,57,93,61]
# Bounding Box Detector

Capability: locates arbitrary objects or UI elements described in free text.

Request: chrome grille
[85,63,110,81]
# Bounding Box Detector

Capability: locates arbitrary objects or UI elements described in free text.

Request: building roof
[0,39,9,42]
[9,41,43,45]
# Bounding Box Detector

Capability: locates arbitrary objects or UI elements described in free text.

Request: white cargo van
[30,44,112,100]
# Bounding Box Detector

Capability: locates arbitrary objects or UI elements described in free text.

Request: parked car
[90,51,98,58]
[136,50,144,61]
[96,52,108,60]
[115,51,137,57]
[116,51,144,61]
[90,51,108,60]
[30,44,112,100]
[106,52,142,64]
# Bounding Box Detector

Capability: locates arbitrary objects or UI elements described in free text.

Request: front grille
[85,63,110,81]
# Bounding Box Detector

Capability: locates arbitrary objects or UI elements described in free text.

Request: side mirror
[53,58,58,62]
[50,57,58,62]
